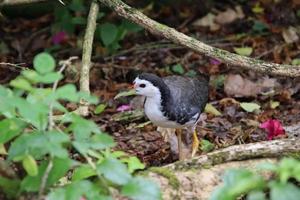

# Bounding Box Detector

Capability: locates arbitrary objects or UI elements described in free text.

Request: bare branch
[97,0,300,77]
[78,1,99,116]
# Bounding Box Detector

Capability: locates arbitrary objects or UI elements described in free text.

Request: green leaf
[277,158,300,183]
[47,180,111,200]
[22,155,38,176]
[0,144,7,155]
[122,177,161,200]
[171,64,184,74]
[122,156,145,173]
[38,72,63,84]
[10,78,32,91]
[33,52,56,74]
[69,115,101,140]
[252,3,264,14]
[205,103,222,116]
[291,58,300,65]
[21,158,72,192]
[100,23,118,46]
[211,169,266,200]
[240,102,261,112]
[0,118,27,144]
[0,176,20,198]
[90,134,115,150]
[94,104,107,114]
[270,101,280,109]
[114,89,136,100]
[71,16,86,25]
[234,47,253,56]
[270,182,300,200]
[247,191,266,200]
[55,84,78,102]
[72,164,96,181]
[97,157,131,185]
[200,139,215,153]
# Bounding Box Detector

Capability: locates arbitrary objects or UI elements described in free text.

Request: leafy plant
[211,157,300,200]
[0,52,160,199]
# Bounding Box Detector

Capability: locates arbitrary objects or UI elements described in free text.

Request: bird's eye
[139,84,146,88]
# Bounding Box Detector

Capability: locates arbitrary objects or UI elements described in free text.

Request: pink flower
[260,119,285,140]
[52,31,67,45]
[209,58,222,65]
[116,104,132,112]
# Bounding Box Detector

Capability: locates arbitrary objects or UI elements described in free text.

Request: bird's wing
[163,75,209,124]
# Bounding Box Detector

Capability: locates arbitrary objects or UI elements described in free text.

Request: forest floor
[1,0,300,166]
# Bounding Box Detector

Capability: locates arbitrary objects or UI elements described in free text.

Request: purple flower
[52,31,67,45]
[209,58,222,65]
[116,104,132,112]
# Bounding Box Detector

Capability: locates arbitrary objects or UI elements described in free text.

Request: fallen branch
[144,138,300,199]
[98,0,300,77]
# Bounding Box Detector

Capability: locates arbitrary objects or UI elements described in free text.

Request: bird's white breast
[144,96,181,128]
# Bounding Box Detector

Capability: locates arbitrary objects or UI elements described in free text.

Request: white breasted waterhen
[133,73,209,160]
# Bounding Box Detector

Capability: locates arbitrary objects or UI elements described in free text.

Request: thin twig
[38,159,53,200]
[78,1,99,116]
[48,56,78,131]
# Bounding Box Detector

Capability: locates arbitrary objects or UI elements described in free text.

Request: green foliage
[0,52,160,199]
[52,0,142,54]
[211,158,300,200]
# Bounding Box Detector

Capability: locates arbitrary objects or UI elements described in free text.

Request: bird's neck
[146,83,173,114]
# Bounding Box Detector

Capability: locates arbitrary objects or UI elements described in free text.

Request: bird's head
[133,73,163,98]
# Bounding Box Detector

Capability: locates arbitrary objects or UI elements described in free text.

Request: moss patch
[149,167,180,190]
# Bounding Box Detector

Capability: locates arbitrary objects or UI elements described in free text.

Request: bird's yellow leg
[176,129,183,161]
[191,130,200,157]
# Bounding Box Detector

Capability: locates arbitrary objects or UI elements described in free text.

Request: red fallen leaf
[260,119,285,140]
[52,31,67,45]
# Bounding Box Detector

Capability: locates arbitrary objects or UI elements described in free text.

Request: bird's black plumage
[138,73,209,126]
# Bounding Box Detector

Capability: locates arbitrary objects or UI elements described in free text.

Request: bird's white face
[133,77,160,97]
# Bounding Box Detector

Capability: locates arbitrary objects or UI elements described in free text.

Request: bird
[133,72,209,160]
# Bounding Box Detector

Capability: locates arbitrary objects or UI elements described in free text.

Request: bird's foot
[191,130,199,157]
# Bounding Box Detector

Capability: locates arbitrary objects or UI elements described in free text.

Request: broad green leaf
[22,155,38,176]
[247,191,266,200]
[10,78,32,91]
[0,118,26,143]
[72,164,96,181]
[0,176,20,198]
[97,157,131,185]
[185,69,197,77]
[69,115,101,140]
[100,23,118,46]
[172,64,184,74]
[33,52,56,74]
[234,47,253,56]
[291,58,300,65]
[47,180,111,200]
[122,177,161,200]
[38,72,63,84]
[205,103,222,116]
[122,156,145,173]
[22,70,40,83]
[270,182,300,200]
[122,20,143,32]
[277,158,300,183]
[94,104,107,114]
[114,89,136,100]
[90,134,115,150]
[240,102,261,112]
[55,84,78,102]
[211,169,266,200]
[71,17,86,25]
[200,139,215,153]
[21,158,72,192]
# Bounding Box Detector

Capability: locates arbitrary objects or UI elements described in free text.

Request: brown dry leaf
[224,74,260,97]
[192,13,220,31]
[282,26,299,44]
[215,6,245,25]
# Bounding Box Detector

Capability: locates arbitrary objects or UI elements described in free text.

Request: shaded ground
[1,0,300,166]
